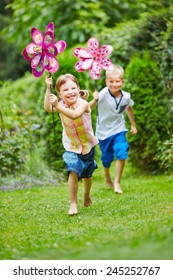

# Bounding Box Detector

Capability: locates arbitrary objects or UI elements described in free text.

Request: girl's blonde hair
[106,65,124,79]
[55,74,79,93]
[79,90,89,100]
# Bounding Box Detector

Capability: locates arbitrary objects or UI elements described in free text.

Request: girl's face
[59,80,79,106]
[106,73,124,95]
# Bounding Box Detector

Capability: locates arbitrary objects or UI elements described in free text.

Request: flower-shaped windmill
[73,37,114,85]
[22,22,66,134]
[22,22,66,77]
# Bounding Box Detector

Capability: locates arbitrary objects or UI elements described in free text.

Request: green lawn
[0,160,173,260]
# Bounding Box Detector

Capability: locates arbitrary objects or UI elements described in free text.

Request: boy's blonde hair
[106,65,124,79]
[55,74,79,93]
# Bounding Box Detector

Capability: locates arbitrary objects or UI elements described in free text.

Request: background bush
[124,52,172,172]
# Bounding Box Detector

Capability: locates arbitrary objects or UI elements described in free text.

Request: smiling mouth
[67,94,76,99]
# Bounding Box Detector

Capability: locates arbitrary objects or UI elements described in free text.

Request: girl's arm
[44,76,54,112]
[50,96,90,120]
[125,106,138,135]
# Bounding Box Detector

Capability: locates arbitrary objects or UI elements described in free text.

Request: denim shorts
[99,131,129,168]
[62,148,97,179]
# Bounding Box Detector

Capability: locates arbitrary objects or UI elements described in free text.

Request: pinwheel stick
[48,73,56,135]
[94,80,98,91]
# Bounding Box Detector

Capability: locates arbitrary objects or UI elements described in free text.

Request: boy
[95,65,137,193]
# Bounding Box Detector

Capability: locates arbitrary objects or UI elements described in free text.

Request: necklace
[108,89,123,110]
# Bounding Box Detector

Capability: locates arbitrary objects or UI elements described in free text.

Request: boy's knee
[114,142,129,160]
[102,159,112,168]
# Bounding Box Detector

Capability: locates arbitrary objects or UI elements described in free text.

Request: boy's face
[59,80,79,106]
[106,72,124,95]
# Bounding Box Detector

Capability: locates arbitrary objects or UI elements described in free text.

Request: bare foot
[84,196,92,207]
[114,182,123,194]
[106,179,114,188]
[68,203,78,215]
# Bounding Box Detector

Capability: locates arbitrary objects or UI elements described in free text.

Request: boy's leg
[114,159,125,194]
[68,171,78,215]
[83,177,92,207]
[104,167,114,187]
[99,136,114,188]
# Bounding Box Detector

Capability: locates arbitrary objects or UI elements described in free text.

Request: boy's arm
[125,106,138,135]
[89,90,99,109]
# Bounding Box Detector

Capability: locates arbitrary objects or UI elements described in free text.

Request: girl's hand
[45,75,53,89]
[49,93,58,108]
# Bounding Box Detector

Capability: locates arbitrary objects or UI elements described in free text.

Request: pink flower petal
[46,22,54,33]
[26,43,42,55]
[47,57,59,73]
[32,60,45,77]
[75,61,85,72]
[22,48,35,61]
[89,60,102,80]
[97,45,113,57]
[98,58,114,70]
[53,40,67,53]
[73,48,92,59]
[88,37,99,57]
[43,31,54,48]
[81,58,93,70]
[43,53,50,69]
[31,29,43,45]
[31,53,42,68]
[45,46,58,57]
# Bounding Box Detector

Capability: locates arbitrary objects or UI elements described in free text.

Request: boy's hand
[130,125,138,135]
[93,90,99,101]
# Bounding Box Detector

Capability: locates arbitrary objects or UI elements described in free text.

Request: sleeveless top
[60,98,98,155]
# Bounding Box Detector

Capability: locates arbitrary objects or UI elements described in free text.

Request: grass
[0,158,173,260]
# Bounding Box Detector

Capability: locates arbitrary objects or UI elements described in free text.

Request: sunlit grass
[0,158,173,260]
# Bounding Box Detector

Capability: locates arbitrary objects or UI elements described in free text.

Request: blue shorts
[99,131,129,168]
[62,148,97,179]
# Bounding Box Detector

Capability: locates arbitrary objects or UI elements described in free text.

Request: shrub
[155,136,173,174]
[0,74,43,175]
[124,52,172,172]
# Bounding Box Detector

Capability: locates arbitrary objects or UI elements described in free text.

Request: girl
[44,74,98,215]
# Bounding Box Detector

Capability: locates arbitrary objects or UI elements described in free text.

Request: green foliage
[124,52,172,172]
[0,136,25,175]
[155,137,173,174]
[2,0,171,48]
[1,1,172,81]
[160,19,173,98]
[99,8,173,70]
[1,0,108,49]
[0,74,44,175]
[1,162,173,260]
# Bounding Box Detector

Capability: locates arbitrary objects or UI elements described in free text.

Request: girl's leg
[114,159,125,194]
[104,167,114,187]
[83,177,92,207]
[68,172,78,215]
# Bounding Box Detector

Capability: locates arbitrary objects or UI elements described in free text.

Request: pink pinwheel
[73,37,114,80]
[22,22,66,77]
